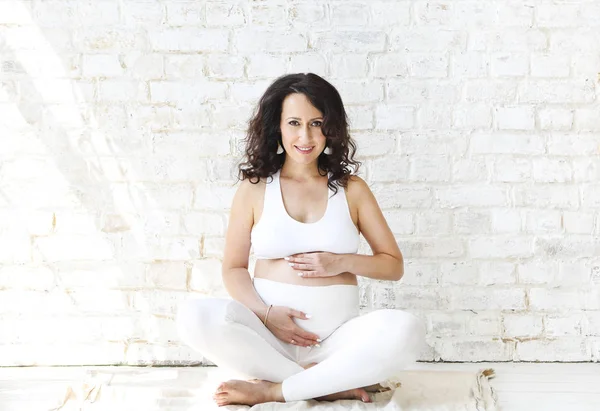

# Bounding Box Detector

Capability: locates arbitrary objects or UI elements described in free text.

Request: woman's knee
[175,297,230,347]
[369,309,427,360]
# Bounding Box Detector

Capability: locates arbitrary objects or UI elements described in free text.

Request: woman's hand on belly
[284,252,345,278]
[253,258,357,286]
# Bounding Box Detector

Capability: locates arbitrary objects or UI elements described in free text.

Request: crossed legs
[176,297,426,404]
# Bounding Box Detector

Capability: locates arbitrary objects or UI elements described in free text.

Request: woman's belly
[253,258,358,287]
[252,277,359,341]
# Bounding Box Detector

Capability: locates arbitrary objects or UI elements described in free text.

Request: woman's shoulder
[346,174,369,194]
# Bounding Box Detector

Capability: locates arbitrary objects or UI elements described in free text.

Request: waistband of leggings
[252,277,358,289]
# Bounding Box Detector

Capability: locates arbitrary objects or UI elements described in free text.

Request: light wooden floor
[0,362,598,410]
[412,362,600,411]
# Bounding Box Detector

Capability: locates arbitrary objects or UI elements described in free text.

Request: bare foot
[212,379,284,407]
[301,362,377,402]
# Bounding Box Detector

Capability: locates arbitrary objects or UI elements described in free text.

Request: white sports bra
[251,169,360,260]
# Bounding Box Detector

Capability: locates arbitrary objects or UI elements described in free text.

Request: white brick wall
[0,0,598,366]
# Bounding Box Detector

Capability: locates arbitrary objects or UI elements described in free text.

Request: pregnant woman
[176,73,426,407]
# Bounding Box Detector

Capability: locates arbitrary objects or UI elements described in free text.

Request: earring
[323,146,332,155]
[277,142,284,154]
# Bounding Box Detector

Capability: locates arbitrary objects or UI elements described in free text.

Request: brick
[545,314,584,336]
[464,80,517,103]
[519,80,595,104]
[82,54,123,77]
[534,236,600,259]
[538,108,573,130]
[534,158,580,185]
[393,286,448,310]
[466,312,501,336]
[331,54,370,78]
[469,29,547,52]
[473,132,544,154]
[469,237,533,259]
[536,4,581,28]
[548,133,600,155]
[563,211,594,234]
[402,260,439,286]
[289,53,327,76]
[122,1,165,25]
[517,260,558,285]
[573,158,600,182]
[55,261,146,288]
[345,105,374,130]
[514,186,579,209]
[251,4,287,26]
[288,3,326,27]
[32,234,116,262]
[335,80,384,104]
[206,2,245,26]
[146,261,188,290]
[374,105,414,129]
[119,235,200,260]
[497,3,533,27]
[247,54,287,79]
[131,289,189,316]
[427,312,467,336]
[453,104,492,128]
[312,31,385,52]
[440,261,479,285]
[0,265,54,290]
[447,287,526,310]
[166,2,205,26]
[434,338,512,361]
[235,30,306,53]
[397,238,464,258]
[370,156,409,182]
[409,155,451,182]
[531,53,571,77]
[383,210,414,235]
[415,211,452,235]
[206,54,245,78]
[491,209,522,233]
[152,131,230,157]
[409,53,448,77]
[479,261,517,286]
[437,186,508,208]
[149,28,227,52]
[524,210,562,233]
[150,81,227,105]
[454,209,491,234]
[331,3,368,26]
[352,132,396,157]
[388,80,459,103]
[451,52,488,78]
[390,29,466,52]
[401,131,468,155]
[516,338,591,361]
[503,314,543,337]
[417,103,453,129]
[491,53,528,77]
[182,212,225,237]
[529,288,586,311]
[495,106,535,130]
[575,108,600,131]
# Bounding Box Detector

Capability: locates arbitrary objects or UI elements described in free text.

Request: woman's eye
[288,121,322,126]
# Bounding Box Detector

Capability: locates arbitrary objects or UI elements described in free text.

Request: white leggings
[176,278,426,402]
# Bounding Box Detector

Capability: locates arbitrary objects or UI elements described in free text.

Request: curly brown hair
[236,73,362,195]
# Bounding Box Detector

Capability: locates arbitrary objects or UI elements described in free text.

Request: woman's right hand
[264,305,321,347]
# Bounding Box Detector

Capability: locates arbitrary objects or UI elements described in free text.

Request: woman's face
[279,93,327,162]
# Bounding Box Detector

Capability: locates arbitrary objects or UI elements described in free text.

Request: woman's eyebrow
[285,117,323,120]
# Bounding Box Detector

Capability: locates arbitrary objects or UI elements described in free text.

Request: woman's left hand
[284,252,345,278]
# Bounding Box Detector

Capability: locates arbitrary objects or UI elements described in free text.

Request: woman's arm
[341,176,404,281]
[221,179,269,322]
